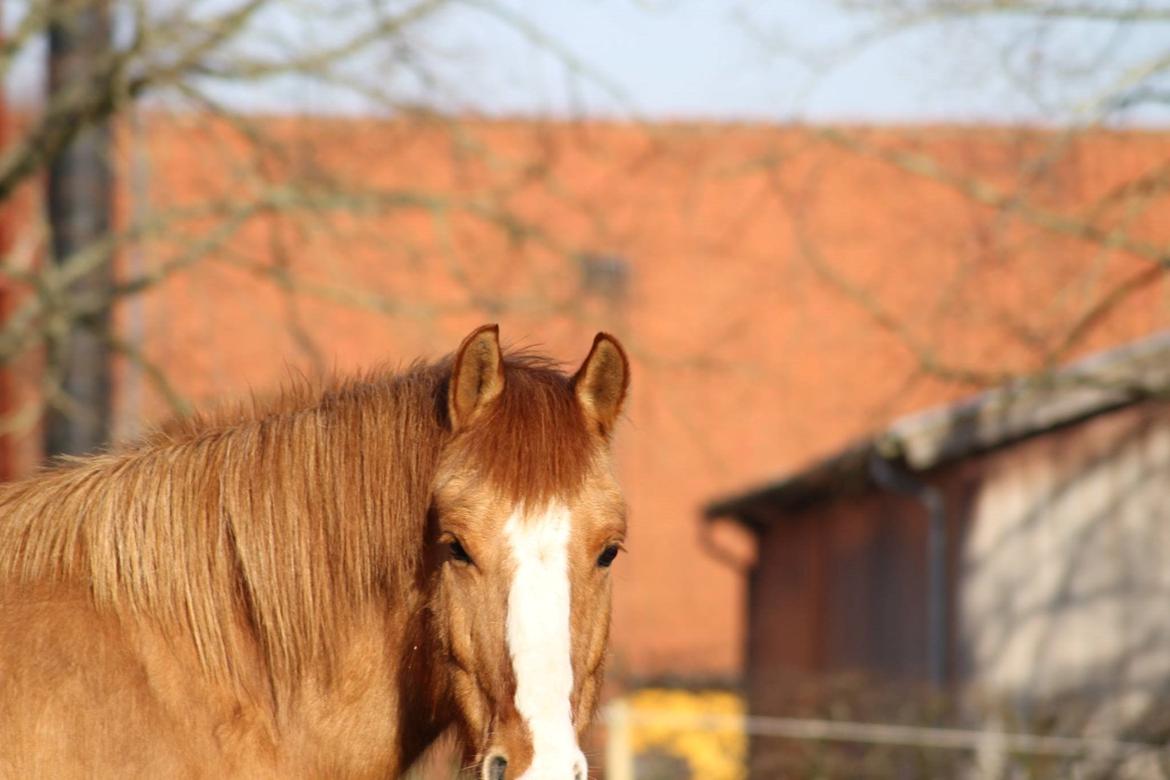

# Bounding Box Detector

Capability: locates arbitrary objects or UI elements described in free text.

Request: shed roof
[705,330,1170,527]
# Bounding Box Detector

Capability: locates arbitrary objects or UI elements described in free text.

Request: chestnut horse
[0,325,629,779]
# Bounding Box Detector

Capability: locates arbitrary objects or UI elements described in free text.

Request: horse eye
[448,539,473,565]
[597,545,620,568]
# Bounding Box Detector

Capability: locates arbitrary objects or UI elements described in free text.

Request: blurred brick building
[9,116,1170,686]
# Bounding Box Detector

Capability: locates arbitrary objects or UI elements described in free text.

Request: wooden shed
[706,333,1170,775]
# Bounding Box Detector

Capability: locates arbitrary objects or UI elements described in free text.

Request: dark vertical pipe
[0,0,10,479]
[44,0,113,457]
[869,450,948,686]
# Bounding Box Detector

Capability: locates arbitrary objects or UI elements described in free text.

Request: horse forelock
[443,354,599,509]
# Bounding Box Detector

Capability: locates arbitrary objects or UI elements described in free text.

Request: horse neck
[230,373,453,682]
[175,377,460,767]
[0,370,464,773]
[0,368,453,689]
[279,582,455,774]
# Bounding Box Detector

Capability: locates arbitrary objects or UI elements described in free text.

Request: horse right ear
[449,324,505,431]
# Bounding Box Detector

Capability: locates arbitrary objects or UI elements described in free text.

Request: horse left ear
[572,332,630,438]
[449,324,505,431]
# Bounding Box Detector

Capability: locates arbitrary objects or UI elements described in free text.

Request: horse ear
[572,332,629,438]
[449,324,505,430]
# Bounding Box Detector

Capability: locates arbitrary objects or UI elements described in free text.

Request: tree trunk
[44,0,113,457]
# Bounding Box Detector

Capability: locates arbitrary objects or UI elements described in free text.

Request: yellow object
[626,689,746,780]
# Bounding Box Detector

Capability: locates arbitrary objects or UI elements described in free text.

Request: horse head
[430,325,629,780]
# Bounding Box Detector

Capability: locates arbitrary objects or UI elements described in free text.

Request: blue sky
[10,0,1170,124]
[437,1,1170,124]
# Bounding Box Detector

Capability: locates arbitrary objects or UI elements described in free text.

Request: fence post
[975,716,1007,780]
[606,698,634,780]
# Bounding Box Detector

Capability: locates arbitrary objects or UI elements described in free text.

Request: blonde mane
[0,352,598,690]
[0,363,449,685]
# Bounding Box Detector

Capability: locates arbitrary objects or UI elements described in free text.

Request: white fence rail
[603,701,1165,779]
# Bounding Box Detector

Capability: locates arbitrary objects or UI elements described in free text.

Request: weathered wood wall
[745,401,1170,774]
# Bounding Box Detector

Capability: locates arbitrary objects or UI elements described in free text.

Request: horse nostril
[573,757,587,780]
[486,753,508,780]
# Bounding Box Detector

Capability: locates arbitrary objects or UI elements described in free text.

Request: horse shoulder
[0,584,278,778]
[279,599,414,778]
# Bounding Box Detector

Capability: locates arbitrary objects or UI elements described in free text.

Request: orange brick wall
[84,117,1170,680]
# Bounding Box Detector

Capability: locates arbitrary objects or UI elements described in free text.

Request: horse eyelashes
[449,540,473,565]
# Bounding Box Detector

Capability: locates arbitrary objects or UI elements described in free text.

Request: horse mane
[0,350,596,689]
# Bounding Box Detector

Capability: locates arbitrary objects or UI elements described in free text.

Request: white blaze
[504,503,587,780]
